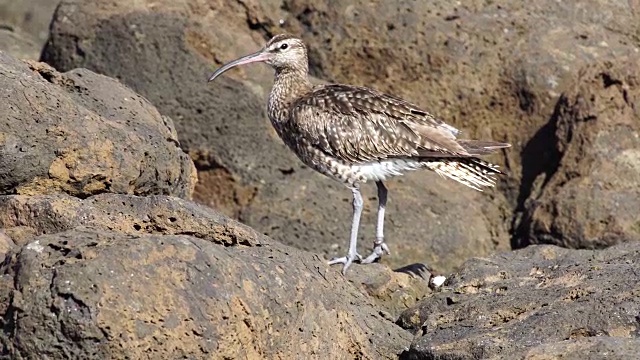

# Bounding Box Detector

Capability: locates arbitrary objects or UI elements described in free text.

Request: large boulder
[516,59,640,248]
[39,0,302,214]
[0,194,413,359]
[40,0,510,273]
[398,242,640,359]
[0,192,432,313]
[0,52,196,199]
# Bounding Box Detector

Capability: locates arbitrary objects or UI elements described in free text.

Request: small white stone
[431,275,447,287]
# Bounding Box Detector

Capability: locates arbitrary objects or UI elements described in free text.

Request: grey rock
[398,243,640,359]
[0,194,412,359]
[0,0,60,56]
[517,58,640,248]
[0,52,196,199]
[0,193,434,318]
[0,27,41,60]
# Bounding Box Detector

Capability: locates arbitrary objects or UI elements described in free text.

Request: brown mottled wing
[290,84,468,163]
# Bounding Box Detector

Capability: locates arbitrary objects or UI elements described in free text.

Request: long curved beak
[208,50,271,82]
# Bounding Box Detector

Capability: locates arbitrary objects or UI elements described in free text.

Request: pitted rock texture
[397,243,640,359]
[517,59,640,249]
[0,194,413,359]
[0,52,196,199]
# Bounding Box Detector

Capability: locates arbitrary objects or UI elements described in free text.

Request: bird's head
[208,34,308,82]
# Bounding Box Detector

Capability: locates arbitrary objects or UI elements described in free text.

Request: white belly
[352,159,423,182]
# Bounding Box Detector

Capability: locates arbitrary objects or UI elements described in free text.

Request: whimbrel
[208,34,510,274]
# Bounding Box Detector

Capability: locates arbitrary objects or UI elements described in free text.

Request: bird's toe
[361,242,390,264]
[328,251,362,274]
[381,242,391,255]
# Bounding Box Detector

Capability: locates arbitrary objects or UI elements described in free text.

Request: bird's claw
[361,241,390,264]
[328,252,362,274]
[329,241,391,273]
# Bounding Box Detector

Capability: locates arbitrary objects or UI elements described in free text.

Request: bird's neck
[268,68,312,133]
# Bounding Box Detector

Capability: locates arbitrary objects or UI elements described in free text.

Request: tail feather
[423,157,503,191]
[458,140,511,156]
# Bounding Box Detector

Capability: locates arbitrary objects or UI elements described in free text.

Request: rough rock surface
[40,0,511,273]
[0,194,262,248]
[0,194,413,359]
[0,0,60,43]
[0,51,196,199]
[39,0,304,215]
[516,59,640,249]
[0,193,433,316]
[0,27,42,60]
[397,243,640,359]
[0,230,14,257]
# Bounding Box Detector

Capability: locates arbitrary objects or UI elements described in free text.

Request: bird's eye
[280,43,289,50]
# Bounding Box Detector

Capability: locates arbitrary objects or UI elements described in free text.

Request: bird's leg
[362,181,391,264]
[328,186,364,274]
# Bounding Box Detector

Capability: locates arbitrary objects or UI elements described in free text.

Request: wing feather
[291,84,468,163]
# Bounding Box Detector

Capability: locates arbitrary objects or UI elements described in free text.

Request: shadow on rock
[515,58,640,249]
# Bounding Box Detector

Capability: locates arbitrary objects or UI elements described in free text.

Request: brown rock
[0,51,196,199]
[0,0,60,59]
[0,194,264,247]
[2,226,37,248]
[0,192,433,312]
[521,337,640,360]
[0,26,41,60]
[40,0,509,273]
[397,243,640,359]
[347,262,433,319]
[0,229,15,258]
[517,58,640,248]
[0,194,412,359]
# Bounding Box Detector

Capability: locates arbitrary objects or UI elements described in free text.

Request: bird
[208,34,510,274]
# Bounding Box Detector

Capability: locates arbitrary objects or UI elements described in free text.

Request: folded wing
[291,84,507,164]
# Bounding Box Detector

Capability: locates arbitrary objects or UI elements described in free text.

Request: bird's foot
[361,240,390,264]
[328,252,362,275]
